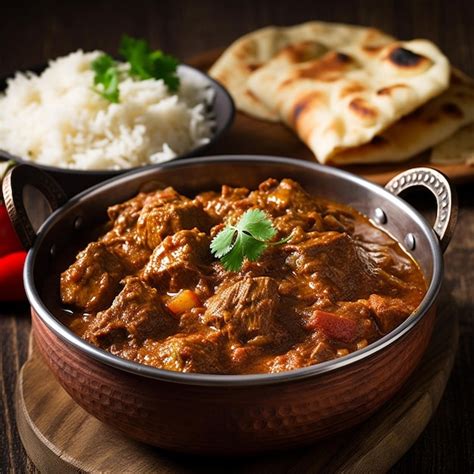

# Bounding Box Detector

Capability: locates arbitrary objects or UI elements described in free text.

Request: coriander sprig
[91,54,120,103]
[210,209,288,272]
[119,35,180,92]
[92,35,180,103]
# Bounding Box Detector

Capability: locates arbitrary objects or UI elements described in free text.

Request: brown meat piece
[84,278,176,349]
[268,339,337,373]
[100,233,151,270]
[195,185,250,221]
[136,197,212,249]
[61,242,126,312]
[143,229,212,293]
[204,277,282,345]
[137,332,225,373]
[369,294,414,333]
[249,178,321,214]
[286,231,379,302]
[60,233,151,312]
[107,187,183,236]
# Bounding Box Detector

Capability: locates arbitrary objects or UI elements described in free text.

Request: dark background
[1,0,473,471]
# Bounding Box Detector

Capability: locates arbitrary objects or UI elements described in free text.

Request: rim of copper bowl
[0,63,235,175]
[24,155,444,387]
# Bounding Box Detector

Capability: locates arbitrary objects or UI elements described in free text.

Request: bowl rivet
[373,208,387,225]
[74,216,83,230]
[50,244,57,257]
[405,233,416,250]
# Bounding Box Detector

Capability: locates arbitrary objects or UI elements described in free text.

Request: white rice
[0,51,215,170]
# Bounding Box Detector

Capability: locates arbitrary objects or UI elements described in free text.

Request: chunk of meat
[250,178,323,214]
[269,339,336,373]
[137,333,225,373]
[107,193,147,235]
[60,242,125,311]
[196,186,250,221]
[107,187,183,235]
[100,233,151,270]
[336,300,380,341]
[204,277,282,345]
[286,231,379,301]
[369,294,414,333]
[60,234,150,312]
[136,198,212,249]
[84,278,176,349]
[143,229,211,293]
[306,310,358,343]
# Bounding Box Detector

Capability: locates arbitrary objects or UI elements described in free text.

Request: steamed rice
[0,51,215,170]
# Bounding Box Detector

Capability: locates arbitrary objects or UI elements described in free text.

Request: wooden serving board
[190,49,474,186]
[16,308,458,474]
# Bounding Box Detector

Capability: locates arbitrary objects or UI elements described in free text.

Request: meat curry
[59,178,426,374]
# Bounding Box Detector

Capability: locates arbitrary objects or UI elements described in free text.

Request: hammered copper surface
[32,307,435,454]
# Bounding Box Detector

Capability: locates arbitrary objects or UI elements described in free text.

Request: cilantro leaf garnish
[91,36,180,103]
[119,35,180,92]
[210,209,288,272]
[91,54,120,103]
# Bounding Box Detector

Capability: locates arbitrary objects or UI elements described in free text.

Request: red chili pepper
[0,204,23,258]
[0,251,27,301]
[306,310,358,344]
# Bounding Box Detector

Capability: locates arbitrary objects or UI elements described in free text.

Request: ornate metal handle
[385,167,458,253]
[2,164,68,249]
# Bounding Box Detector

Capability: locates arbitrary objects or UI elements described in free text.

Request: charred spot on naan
[291,91,326,125]
[246,63,262,72]
[296,51,358,82]
[348,98,379,125]
[360,28,394,55]
[245,89,263,102]
[340,82,366,98]
[362,44,385,55]
[278,41,328,64]
[377,84,410,96]
[384,46,433,76]
[290,91,328,140]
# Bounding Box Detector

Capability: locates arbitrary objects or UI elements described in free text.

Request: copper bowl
[3,156,457,455]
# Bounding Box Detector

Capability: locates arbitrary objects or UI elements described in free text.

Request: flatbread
[248,38,450,163]
[331,69,474,164]
[209,22,395,122]
[430,122,474,165]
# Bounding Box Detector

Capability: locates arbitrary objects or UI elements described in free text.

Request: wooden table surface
[1,0,473,471]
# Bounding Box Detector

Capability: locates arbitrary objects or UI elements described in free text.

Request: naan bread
[248,38,450,163]
[431,122,474,165]
[331,70,474,164]
[209,22,395,121]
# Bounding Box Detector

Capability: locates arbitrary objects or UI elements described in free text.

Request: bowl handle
[385,167,458,253]
[2,164,68,249]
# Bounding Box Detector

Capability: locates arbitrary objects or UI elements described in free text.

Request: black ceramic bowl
[0,63,235,197]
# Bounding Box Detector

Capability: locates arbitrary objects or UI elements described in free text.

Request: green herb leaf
[91,54,120,103]
[210,209,286,272]
[210,226,236,258]
[119,35,180,91]
[237,209,277,241]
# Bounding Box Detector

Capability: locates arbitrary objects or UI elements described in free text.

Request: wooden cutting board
[15,307,458,474]
[190,49,474,186]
